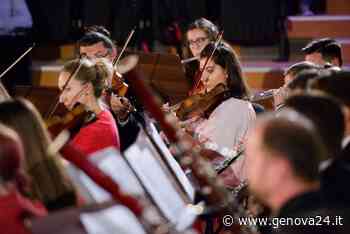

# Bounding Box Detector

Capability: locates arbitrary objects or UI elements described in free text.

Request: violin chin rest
[116,55,139,74]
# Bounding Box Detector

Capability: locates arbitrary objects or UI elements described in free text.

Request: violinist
[182,18,219,93]
[181,42,256,188]
[78,30,142,151]
[0,99,77,211]
[58,58,120,155]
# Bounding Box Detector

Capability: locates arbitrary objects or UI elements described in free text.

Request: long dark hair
[200,42,250,99]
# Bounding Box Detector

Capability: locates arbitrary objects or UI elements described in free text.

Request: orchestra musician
[302,38,343,68]
[58,58,120,155]
[0,99,77,211]
[180,42,256,188]
[182,18,219,93]
[0,123,47,234]
[309,71,350,205]
[78,30,142,151]
[272,61,320,110]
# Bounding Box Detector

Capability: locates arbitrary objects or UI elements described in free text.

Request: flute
[181,56,199,64]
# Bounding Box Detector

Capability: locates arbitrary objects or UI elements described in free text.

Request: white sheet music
[124,142,197,231]
[81,205,146,234]
[65,148,144,204]
[148,123,195,201]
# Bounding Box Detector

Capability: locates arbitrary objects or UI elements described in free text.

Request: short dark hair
[287,69,320,91]
[284,61,321,77]
[309,70,350,107]
[261,111,327,182]
[78,32,114,54]
[284,94,345,157]
[84,25,111,38]
[302,38,343,66]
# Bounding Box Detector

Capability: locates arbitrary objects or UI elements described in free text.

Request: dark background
[26,0,326,48]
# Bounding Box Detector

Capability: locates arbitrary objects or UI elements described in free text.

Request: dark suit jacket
[320,143,350,206]
[268,191,350,234]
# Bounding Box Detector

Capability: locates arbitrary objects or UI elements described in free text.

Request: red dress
[0,191,47,234]
[71,109,120,156]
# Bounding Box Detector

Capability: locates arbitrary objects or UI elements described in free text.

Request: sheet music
[65,148,144,204]
[148,123,195,201]
[81,205,146,234]
[124,142,197,230]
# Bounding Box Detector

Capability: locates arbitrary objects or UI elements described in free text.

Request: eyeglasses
[188,37,209,47]
[79,51,110,60]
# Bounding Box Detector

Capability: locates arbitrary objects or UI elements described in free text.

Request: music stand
[127,52,190,104]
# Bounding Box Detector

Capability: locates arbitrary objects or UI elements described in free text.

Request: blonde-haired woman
[58,58,120,155]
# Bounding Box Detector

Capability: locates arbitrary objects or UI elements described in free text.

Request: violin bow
[113,28,136,67]
[192,31,224,92]
[0,43,36,81]
[44,59,83,119]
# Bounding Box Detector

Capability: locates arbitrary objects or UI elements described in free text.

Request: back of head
[302,38,342,66]
[0,99,51,167]
[0,123,28,194]
[62,58,113,97]
[287,69,321,91]
[200,42,250,98]
[284,94,344,157]
[0,99,76,207]
[284,61,321,78]
[261,110,326,182]
[309,70,350,107]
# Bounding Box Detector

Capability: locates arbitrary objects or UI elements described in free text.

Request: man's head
[287,69,320,92]
[283,61,321,86]
[78,32,116,61]
[302,38,342,67]
[284,94,345,157]
[246,110,326,211]
[309,71,350,136]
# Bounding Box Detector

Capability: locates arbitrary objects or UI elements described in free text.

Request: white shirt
[0,0,32,35]
[194,97,256,182]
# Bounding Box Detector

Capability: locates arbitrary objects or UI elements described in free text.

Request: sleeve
[118,113,140,152]
[10,0,33,29]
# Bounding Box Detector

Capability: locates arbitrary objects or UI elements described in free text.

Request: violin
[46,104,96,138]
[126,69,258,233]
[44,60,95,138]
[169,31,224,117]
[188,31,224,96]
[175,83,231,121]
